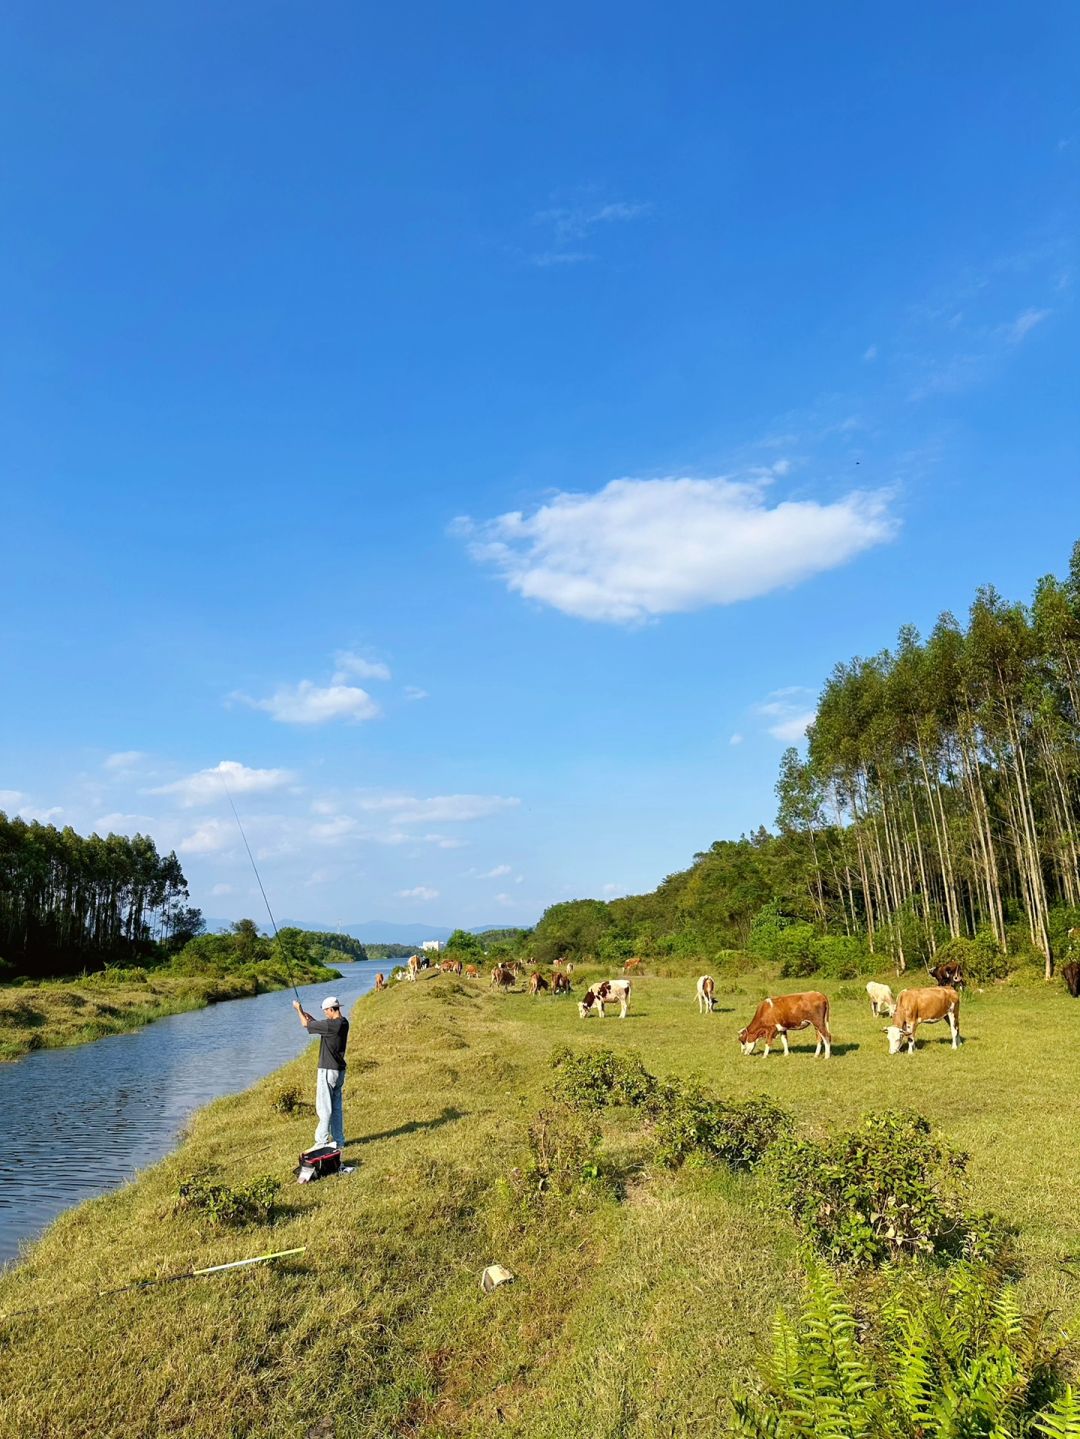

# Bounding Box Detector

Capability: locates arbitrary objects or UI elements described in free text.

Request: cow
[696,975,716,1014]
[866,980,896,1017]
[374,972,386,992]
[407,954,420,982]
[929,961,964,990]
[552,972,572,996]
[464,964,480,979]
[623,957,643,974]
[578,979,631,1020]
[1061,961,1080,998]
[885,986,961,1054]
[440,959,455,973]
[738,992,832,1058]
[490,964,515,991]
[529,971,550,995]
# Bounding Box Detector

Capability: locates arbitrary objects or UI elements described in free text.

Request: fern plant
[732,1263,1077,1439]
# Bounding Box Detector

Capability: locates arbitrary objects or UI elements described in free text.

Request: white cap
[321,996,341,1011]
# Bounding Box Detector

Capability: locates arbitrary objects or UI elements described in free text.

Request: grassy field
[1,963,1078,1438]
[0,967,335,1063]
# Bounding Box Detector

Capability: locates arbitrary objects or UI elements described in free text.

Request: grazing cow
[696,975,716,1014]
[374,972,386,992]
[866,980,896,1017]
[738,992,832,1058]
[929,961,964,990]
[623,957,643,974]
[578,979,631,1020]
[885,986,961,1054]
[529,971,550,995]
[490,964,515,991]
[565,962,575,976]
[552,972,572,996]
[1061,961,1080,998]
[464,964,480,979]
[407,954,420,982]
[440,959,455,973]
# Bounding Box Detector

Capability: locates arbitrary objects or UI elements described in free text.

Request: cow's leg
[761,1039,770,1057]
[596,1002,605,1019]
[779,1030,789,1056]
[619,999,628,1019]
[948,1012,959,1049]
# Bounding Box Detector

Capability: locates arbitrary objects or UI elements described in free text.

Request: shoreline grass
[0,962,340,1063]
[0,963,1077,1437]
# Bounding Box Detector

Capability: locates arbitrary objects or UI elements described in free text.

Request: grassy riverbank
[1,964,1078,1437]
[0,961,340,1063]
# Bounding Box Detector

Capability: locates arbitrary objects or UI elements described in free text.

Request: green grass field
[1,963,1078,1438]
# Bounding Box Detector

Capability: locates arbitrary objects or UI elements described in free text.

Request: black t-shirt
[306,1015,349,1071]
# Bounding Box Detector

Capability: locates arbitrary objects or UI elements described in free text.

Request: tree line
[0,813,203,979]
[529,543,1080,978]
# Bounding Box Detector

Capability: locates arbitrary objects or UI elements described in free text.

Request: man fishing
[292,995,349,1151]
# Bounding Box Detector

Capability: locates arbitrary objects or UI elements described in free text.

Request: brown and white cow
[464,964,480,979]
[552,972,572,996]
[738,992,832,1058]
[696,975,716,1014]
[929,961,964,991]
[885,986,961,1054]
[490,964,515,991]
[374,972,386,992]
[407,954,420,982]
[578,979,631,1020]
[623,957,643,974]
[529,971,550,995]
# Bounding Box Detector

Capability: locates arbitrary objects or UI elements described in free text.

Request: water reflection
[0,964,381,1265]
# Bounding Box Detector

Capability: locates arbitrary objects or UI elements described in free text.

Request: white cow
[865,980,896,1017]
[696,975,716,1014]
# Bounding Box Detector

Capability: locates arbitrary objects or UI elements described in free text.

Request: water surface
[0,964,382,1265]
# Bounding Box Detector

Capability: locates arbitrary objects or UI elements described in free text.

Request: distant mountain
[201,916,533,944]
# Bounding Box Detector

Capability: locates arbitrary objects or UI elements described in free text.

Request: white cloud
[356,792,521,825]
[1004,307,1051,343]
[20,805,64,823]
[310,816,360,842]
[863,344,878,362]
[404,685,429,702]
[529,196,651,266]
[178,819,234,855]
[494,892,515,906]
[93,811,156,835]
[602,883,622,897]
[423,833,467,849]
[211,882,234,897]
[754,688,817,743]
[475,864,511,879]
[151,759,294,808]
[396,885,439,902]
[236,680,380,726]
[332,650,392,683]
[104,750,146,773]
[0,789,25,810]
[457,476,897,624]
[729,733,744,746]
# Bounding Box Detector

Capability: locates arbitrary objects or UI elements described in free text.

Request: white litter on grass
[480,1264,515,1295]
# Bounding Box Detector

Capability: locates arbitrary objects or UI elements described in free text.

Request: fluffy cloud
[332,650,392,683]
[178,819,234,855]
[755,688,817,743]
[237,680,380,726]
[0,789,25,810]
[356,793,521,825]
[456,476,896,623]
[151,759,294,808]
[476,863,512,878]
[396,885,439,901]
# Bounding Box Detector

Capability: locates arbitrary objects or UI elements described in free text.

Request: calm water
[0,963,382,1265]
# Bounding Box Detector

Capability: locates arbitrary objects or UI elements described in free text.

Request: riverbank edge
[0,965,342,1064]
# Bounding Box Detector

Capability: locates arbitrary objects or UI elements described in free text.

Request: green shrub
[732,1262,1078,1439]
[934,932,1011,984]
[174,1173,281,1228]
[496,1105,613,1223]
[810,934,871,979]
[652,1084,789,1171]
[769,1111,1002,1266]
[269,1082,307,1116]
[550,1045,658,1111]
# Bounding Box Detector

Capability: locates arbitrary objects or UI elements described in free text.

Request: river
[0,963,384,1266]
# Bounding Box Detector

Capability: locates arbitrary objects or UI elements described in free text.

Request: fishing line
[220,773,302,1003]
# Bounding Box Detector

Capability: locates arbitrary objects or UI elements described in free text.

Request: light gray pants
[315,1067,346,1149]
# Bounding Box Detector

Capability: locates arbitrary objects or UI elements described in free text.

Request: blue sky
[2,2,1077,930]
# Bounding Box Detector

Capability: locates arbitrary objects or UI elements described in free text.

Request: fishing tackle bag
[296,1145,342,1183]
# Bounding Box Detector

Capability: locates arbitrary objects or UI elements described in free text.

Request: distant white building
[421,939,444,953]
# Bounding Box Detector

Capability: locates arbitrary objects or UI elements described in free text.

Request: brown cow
[464,964,480,979]
[490,964,515,991]
[738,992,831,1058]
[552,972,572,996]
[528,971,550,995]
[929,961,964,990]
[885,986,961,1054]
[696,975,715,1014]
[407,954,420,982]
[1060,961,1080,998]
[440,959,455,972]
[623,957,643,974]
[374,972,386,991]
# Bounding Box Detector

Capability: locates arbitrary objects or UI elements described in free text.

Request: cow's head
[738,1025,756,1055]
[578,990,596,1019]
[884,1024,905,1054]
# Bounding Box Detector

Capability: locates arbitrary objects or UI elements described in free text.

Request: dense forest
[531,543,1080,980]
[0,815,203,978]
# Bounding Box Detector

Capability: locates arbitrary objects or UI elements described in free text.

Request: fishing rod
[220,772,302,1004]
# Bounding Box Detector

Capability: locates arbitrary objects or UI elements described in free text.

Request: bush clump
[269,1082,307,1116]
[652,1083,789,1171]
[496,1105,613,1225]
[933,931,1011,984]
[174,1172,281,1228]
[769,1111,1002,1266]
[732,1261,1078,1439]
[550,1045,658,1111]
